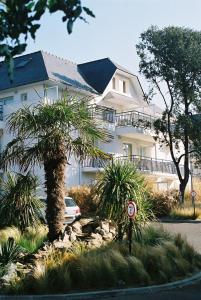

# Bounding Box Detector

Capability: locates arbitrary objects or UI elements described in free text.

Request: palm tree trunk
[44,152,66,242]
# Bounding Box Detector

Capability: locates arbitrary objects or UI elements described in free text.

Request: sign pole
[128,218,132,255]
[127,201,137,255]
[191,190,196,219]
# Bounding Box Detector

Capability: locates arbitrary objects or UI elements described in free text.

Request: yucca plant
[0,237,24,277]
[95,161,154,239]
[0,172,44,231]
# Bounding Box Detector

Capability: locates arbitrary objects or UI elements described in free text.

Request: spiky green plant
[0,237,24,277]
[94,161,154,239]
[0,172,44,231]
[1,95,110,241]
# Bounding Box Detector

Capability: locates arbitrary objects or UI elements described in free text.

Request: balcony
[89,106,157,140]
[115,110,156,128]
[116,155,178,175]
[82,155,179,176]
[82,157,108,173]
[115,110,156,141]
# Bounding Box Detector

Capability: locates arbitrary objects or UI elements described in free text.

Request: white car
[64,196,81,224]
[40,196,81,224]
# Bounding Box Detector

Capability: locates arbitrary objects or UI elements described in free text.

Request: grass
[0,225,48,253]
[170,205,201,220]
[6,226,201,294]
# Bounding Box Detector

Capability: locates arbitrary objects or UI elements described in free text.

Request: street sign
[127,201,137,219]
[191,190,196,198]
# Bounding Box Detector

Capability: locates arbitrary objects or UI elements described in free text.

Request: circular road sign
[127,201,137,218]
[191,190,196,198]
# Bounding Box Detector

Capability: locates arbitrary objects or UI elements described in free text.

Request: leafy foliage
[136,26,201,200]
[0,172,44,231]
[1,95,110,241]
[95,161,154,239]
[67,185,98,214]
[148,190,178,217]
[0,0,94,77]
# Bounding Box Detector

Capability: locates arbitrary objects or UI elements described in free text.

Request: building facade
[0,51,190,192]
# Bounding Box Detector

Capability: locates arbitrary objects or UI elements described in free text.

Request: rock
[100,221,110,234]
[82,220,100,234]
[65,225,73,235]
[69,232,77,242]
[53,239,71,250]
[109,225,117,236]
[79,218,94,226]
[1,263,17,285]
[62,233,70,243]
[72,221,82,234]
[102,232,114,241]
[88,233,103,248]
[94,226,105,236]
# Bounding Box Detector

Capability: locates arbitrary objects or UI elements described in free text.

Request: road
[155,220,201,253]
[105,220,201,300]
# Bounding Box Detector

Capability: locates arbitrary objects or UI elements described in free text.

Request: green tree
[1,96,109,241]
[95,161,153,240]
[136,26,201,202]
[0,0,94,76]
[0,172,44,231]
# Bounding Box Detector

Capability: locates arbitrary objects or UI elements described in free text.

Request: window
[123,81,127,93]
[21,93,27,102]
[119,79,128,94]
[123,143,132,157]
[0,96,14,105]
[15,58,32,69]
[44,86,59,103]
[112,77,116,89]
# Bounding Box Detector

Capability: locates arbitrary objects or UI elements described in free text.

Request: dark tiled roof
[0,51,140,95]
[0,51,48,91]
[78,58,137,94]
[0,51,98,94]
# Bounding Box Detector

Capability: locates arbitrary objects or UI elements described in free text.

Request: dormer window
[119,79,128,94]
[112,77,116,90]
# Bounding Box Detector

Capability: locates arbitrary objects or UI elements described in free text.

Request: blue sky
[25,0,201,97]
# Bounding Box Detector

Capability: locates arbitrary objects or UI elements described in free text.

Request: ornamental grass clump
[7,226,201,294]
[0,225,47,254]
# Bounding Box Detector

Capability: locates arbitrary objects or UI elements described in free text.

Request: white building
[0,51,186,191]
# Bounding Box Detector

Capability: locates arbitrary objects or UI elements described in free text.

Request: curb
[1,271,201,300]
[158,218,201,224]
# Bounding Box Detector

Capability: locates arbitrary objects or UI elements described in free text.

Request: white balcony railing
[90,105,156,130]
[82,155,201,177]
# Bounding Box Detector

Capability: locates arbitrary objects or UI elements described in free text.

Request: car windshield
[65,197,76,207]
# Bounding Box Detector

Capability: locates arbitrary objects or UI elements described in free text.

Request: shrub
[94,161,154,239]
[148,190,178,217]
[66,185,98,214]
[0,172,45,231]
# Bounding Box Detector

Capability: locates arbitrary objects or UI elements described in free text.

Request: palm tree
[0,172,44,231]
[1,95,110,241]
[95,161,154,240]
